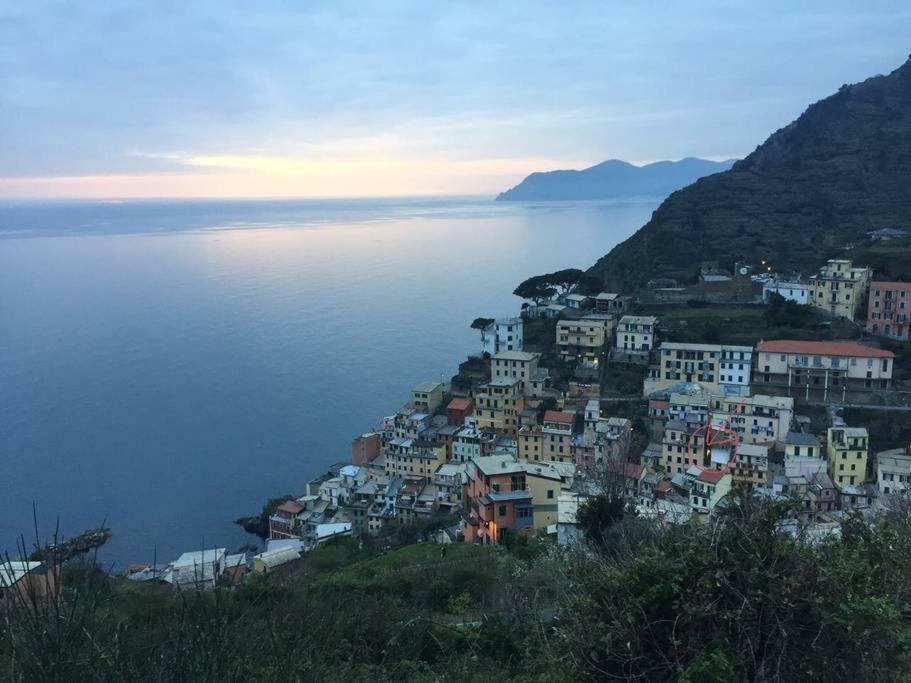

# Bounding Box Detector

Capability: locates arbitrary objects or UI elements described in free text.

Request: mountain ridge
[496,157,736,201]
[588,56,911,290]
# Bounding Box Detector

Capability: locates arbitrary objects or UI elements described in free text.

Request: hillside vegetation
[5,498,911,681]
[589,57,911,290]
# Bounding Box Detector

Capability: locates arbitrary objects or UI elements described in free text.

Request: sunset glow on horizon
[2,3,908,200]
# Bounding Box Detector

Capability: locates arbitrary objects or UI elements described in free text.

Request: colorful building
[480,317,523,355]
[616,315,658,353]
[473,377,524,436]
[808,258,872,321]
[866,281,911,341]
[461,454,564,544]
[690,469,732,516]
[411,381,444,414]
[490,350,540,392]
[351,432,381,466]
[645,342,753,397]
[755,340,894,398]
[446,397,473,426]
[826,426,869,489]
[556,318,608,366]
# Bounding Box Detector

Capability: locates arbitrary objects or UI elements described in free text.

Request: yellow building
[383,439,447,478]
[540,410,575,464]
[809,259,872,321]
[411,381,444,414]
[784,431,822,459]
[556,317,608,366]
[730,443,769,489]
[826,426,869,488]
[473,377,524,436]
[523,462,565,529]
[517,424,545,462]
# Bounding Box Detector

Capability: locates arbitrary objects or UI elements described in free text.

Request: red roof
[276,500,304,514]
[543,410,575,425]
[757,339,893,359]
[697,469,727,484]
[872,281,911,289]
[448,398,473,411]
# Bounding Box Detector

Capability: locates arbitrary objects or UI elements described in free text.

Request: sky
[1,1,909,199]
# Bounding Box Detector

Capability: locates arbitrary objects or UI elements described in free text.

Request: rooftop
[757,339,894,359]
[447,397,472,411]
[0,561,42,587]
[543,410,575,425]
[619,315,658,325]
[481,490,534,503]
[412,381,443,393]
[697,469,727,485]
[486,376,522,388]
[830,426,870,438]
[786,431,822,447]
[276,500,304,515]
[473,454,527,476]
[661,342,753,352]
[173,548,226,569]
[492,350,539,362]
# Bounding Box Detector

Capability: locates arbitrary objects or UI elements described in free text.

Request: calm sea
[0,197,657,565]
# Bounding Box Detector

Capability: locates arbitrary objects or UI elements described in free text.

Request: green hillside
[589,56,911,289]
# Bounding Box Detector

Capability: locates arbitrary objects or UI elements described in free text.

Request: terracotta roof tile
[697,469,727,484]
[543,410,575,424]
[447,398,473,411]
[757,340,893,359]
[276,500,304,514]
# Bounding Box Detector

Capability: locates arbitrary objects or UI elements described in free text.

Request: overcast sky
[1,1,909,199]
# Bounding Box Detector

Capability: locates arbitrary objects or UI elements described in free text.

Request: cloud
[0,2,909,197]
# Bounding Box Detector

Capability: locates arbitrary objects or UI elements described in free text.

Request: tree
[576,492,625,549]
[470,317,494,330]
[549,268,587,296]
[513,275,556,304]
[513,268,603,304]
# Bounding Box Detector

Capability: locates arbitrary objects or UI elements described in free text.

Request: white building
[718,346,753,396]
[877,449,911,498]
[763,280,809,305]
[480,317,523,355]
[616,315,658,353]
[645,342,753,397]
[167,548,226,590]
[564,293,590,309]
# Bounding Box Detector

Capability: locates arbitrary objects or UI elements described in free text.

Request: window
[547,489,554,499]
[498,505,507,516]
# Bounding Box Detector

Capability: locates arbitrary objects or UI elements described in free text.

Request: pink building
[867,282,911,341]
[351,433,381,466]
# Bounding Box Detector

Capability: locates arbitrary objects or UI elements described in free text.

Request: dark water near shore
[0,196,657,565]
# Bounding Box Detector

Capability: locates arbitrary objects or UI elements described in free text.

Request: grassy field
[641,302,864,347]
[602,363,645,396]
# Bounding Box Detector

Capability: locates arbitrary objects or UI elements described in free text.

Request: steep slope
[588,56,911,290]
[496,157,734,201]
